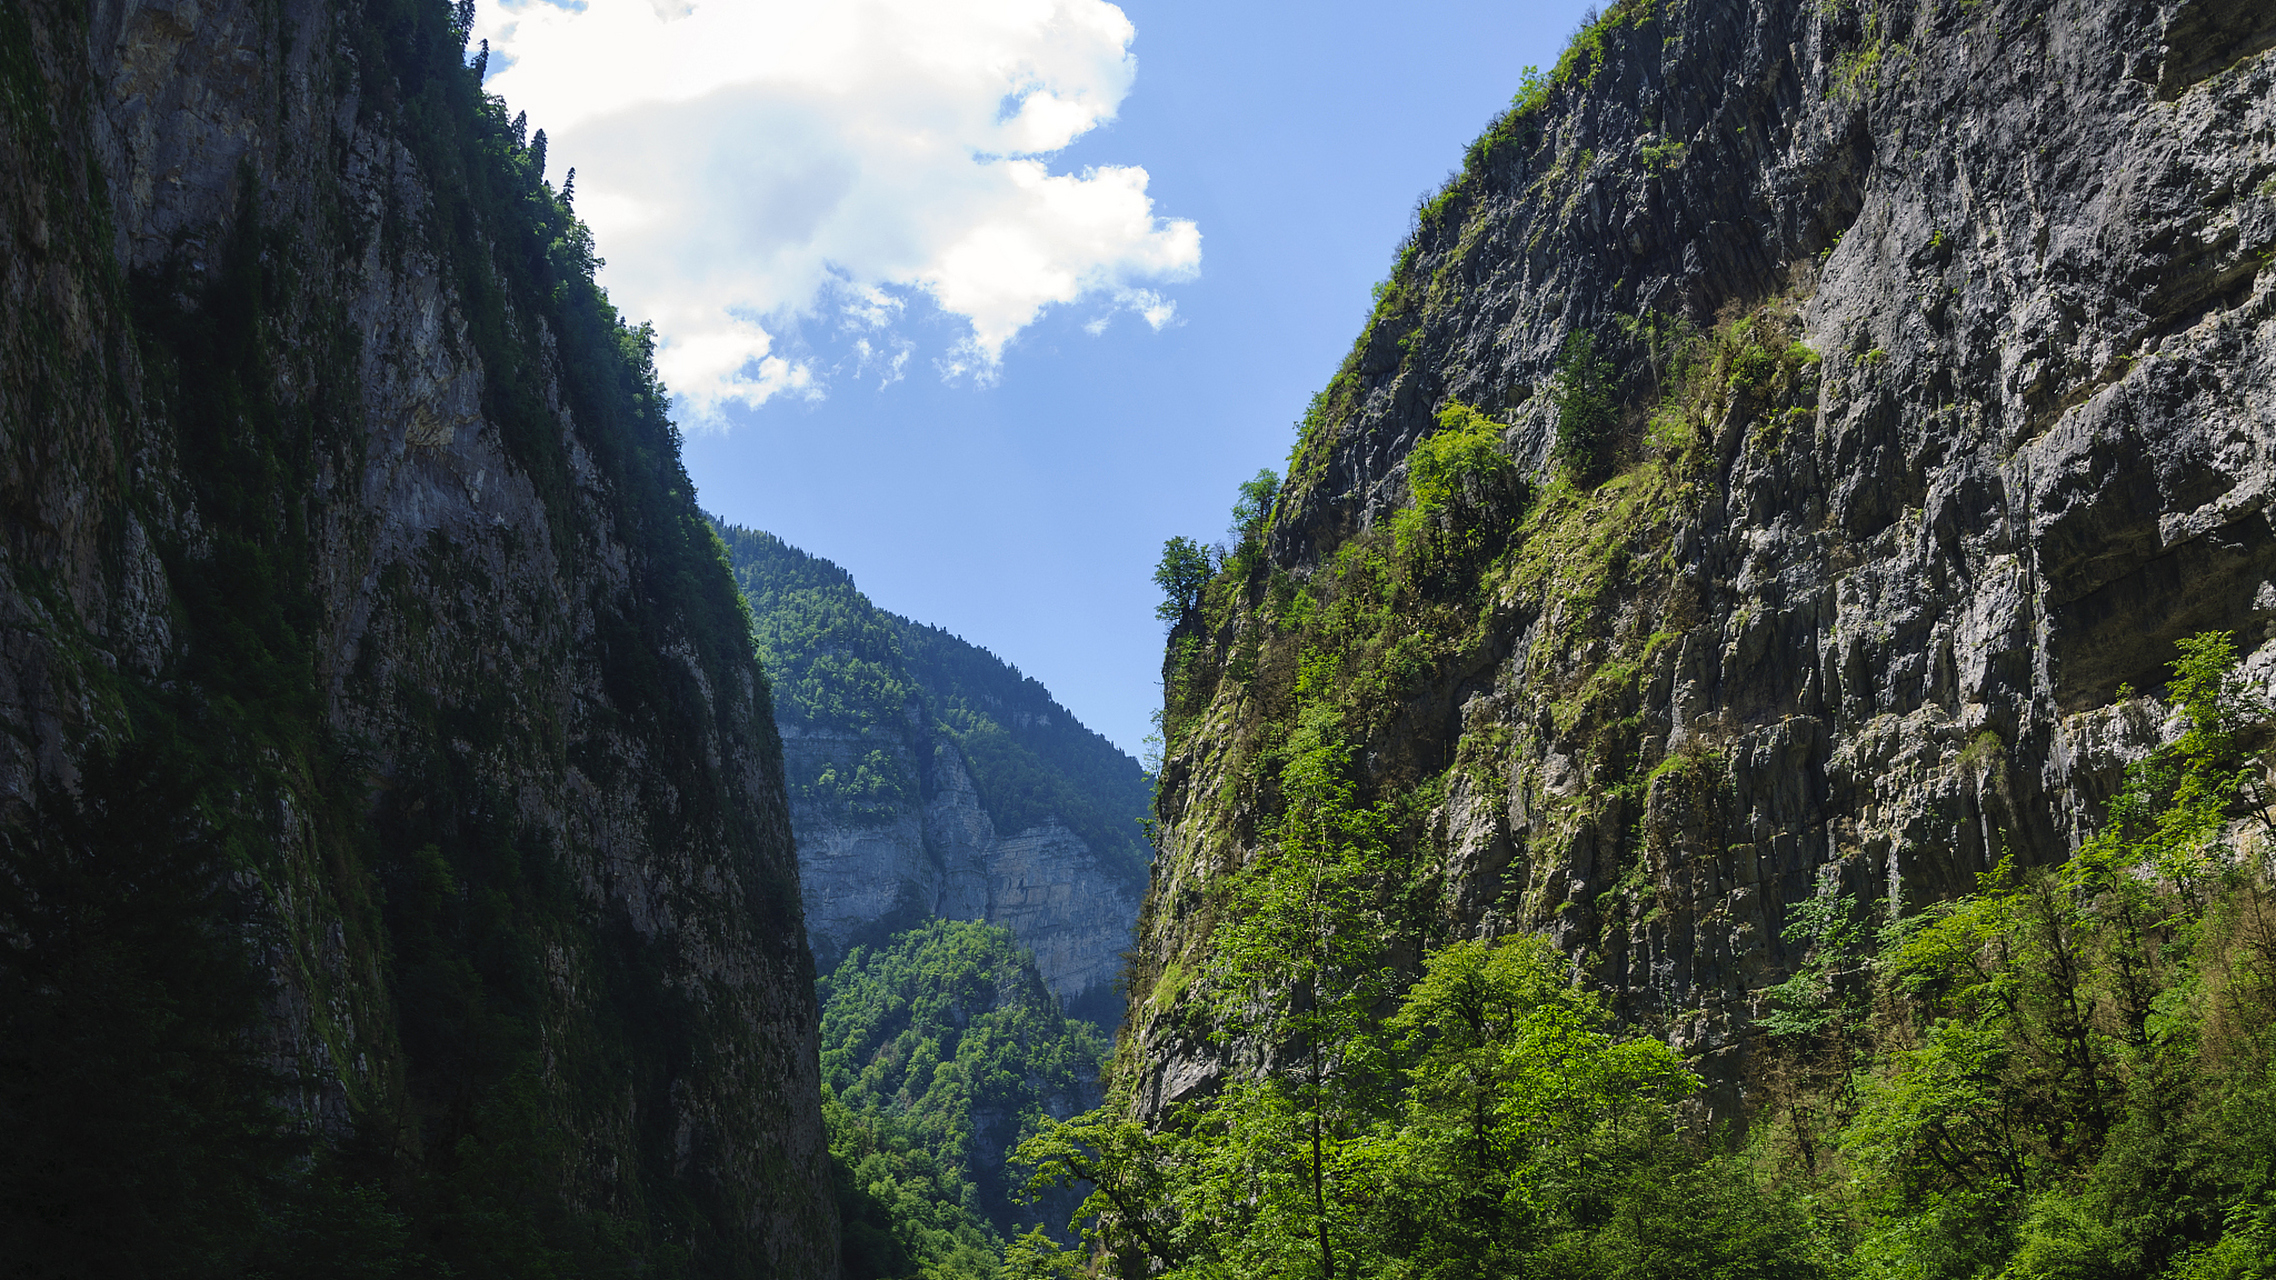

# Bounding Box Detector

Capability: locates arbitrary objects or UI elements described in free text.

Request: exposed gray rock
[719,525,1149,1026]
[787,717,1142,1022]
[0,0,835,1268]
[1132,0,2276,1119]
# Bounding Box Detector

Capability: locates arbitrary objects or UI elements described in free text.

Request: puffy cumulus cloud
[473,0,1200,418]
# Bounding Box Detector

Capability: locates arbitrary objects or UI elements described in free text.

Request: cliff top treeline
[719,523,1154,891]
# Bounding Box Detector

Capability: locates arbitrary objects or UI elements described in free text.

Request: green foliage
[1042,635,1813,1278]
[810,748,917,823]
[1549,0,1659,93]
[1513,63,1552,115]
[1155,536,1215,624]
[896,616,1153,883]
[1551,330,1618,480]
[1829,4,1888,100]
[999,1225,1086,1279]
[827,1087,999,1280]
[818,921,1109,1278]
[1205,699,1404,1277]
[717,527,926,821]
[1277,0,1674,558]
[1759,888,1873,1040]
[724,525,921,730]
[1219,467,1284,584]
[1040,626,2276,1279]
[1639,137,1687,171]
[1019,935,1818,1280]
[1391,401,1521,570]
[1752,633,2276,1278]
[718,523,1155,895]
[1404,402,1510,515]
[1231,468,1281,546]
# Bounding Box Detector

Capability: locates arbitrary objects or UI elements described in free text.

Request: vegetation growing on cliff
[1045,634,2276,1279]
[2,0,814,1270]
[1279,0,1670,508]
[718,524,1155,887]
[819,920,1108,1280]
[1017,930,1813,1280]
[1750,632,2276,1278]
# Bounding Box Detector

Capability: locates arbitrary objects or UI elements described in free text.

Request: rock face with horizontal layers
[719,526,1151,1028]
[1128,0,2276,1120]
[0,0,835,1272]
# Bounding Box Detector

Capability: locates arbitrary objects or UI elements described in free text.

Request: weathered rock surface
[0,0,834,1269]
[719,526,1149,1027]
[1130,0,2276,1119]
[782,718,1142,1017]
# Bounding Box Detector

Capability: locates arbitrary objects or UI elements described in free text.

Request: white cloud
[1083,288,1176,336]
[473,0,1200,420]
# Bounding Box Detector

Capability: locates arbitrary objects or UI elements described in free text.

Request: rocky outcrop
[0,0,834,1271]
[718,526,1149,1028]
[790,724,1141,1020]
[1131,0,2276,1118]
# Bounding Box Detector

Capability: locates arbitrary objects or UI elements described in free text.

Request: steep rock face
[784,721,1138,1015]
[720,526,1148,1026]
[1131,0,2276,1117]
[0,0,834,1271]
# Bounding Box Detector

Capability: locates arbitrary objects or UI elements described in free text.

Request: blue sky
[478,0,1597,760]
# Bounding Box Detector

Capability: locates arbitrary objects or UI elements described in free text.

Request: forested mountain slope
[0,0,833,1273]
[1060,0,2276,1274]
[718,524,1150,1027]
[821,920,1107,1280]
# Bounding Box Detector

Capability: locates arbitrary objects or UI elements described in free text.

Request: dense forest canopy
[819,920,1108,1280]
[716,523,1154,888]
[1023,635,2276,1276]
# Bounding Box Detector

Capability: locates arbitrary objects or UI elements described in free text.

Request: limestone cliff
[1129,0,2276,1117]
[0,0,834,1272]
[719,525,1150,1028]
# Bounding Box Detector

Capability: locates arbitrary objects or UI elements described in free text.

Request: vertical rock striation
[0,0,834,1271]
[1129,0,2276,1117]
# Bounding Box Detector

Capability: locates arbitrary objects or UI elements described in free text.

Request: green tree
[1774,632,2276,1278]
[1203,684,1401,1279]
[818,920,1110,1277]
[1018,932,1817,1280]
[1153,536,1214,624]
[1230,468,1281,546]
[1552,329,1616,479]
[1391,400,1520,576]
[1363,935,1724,1278]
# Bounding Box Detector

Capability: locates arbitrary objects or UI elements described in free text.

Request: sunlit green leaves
[818,921,1109,1278]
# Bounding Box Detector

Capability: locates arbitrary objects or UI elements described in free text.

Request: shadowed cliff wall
[0,0,836,1272]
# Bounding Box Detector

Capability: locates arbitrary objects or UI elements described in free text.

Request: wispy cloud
[475,0,1200,420]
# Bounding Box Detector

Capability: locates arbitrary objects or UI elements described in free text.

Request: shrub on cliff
[1551,331,1617,481]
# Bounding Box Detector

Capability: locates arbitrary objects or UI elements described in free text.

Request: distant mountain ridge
[715,522,1149,1026]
